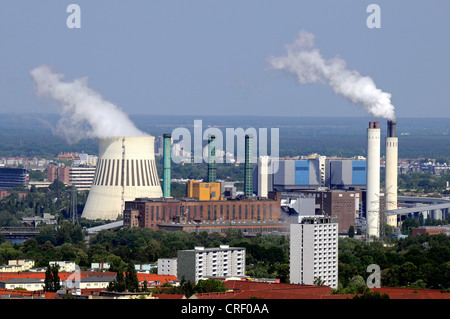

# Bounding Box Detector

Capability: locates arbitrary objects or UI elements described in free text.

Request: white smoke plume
[30,65,147,143]
[267,30,395,120]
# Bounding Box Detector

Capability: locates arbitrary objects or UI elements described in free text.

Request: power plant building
[327,159,367,189]
[257,157,366,193]
[272,158,325,191]
[123,191,286,234]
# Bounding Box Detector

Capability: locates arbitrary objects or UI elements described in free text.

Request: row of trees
[2,222,449,291]
[398,172,450,194]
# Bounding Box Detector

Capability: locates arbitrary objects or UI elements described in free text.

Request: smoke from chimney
[30,65,147,143]
[267,30,395,120]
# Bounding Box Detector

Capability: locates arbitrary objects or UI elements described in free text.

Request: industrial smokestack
[162,133,172,198]
[207,135,217,183]
[258,156,270,198]
[366,121,380,238]
[244,135,253,198]
[385,120,398,227]
[82,136,162,220]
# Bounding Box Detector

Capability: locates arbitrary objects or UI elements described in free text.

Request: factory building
[177,245,246,283]
[270,156,325,191]
[287,189,363,234]
[327,159,367,189]
[255,156,366,193]
[290,216,338,289]
[186,180,221,201]
[123,191,284,233]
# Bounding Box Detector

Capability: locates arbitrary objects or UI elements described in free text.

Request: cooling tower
[366,122,380,238]
[82,136,162,220]
[385,120,398,227]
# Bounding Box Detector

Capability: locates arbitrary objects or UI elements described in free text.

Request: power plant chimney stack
[385,120,398,227]
[207,135,217,183]
[162,133,172,198]
[244,135,253,198]
[366,121,380,238]
[258,155,270,198]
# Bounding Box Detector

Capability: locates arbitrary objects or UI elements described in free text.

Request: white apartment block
[69,166,96,190]
[49,261,77,272]
[177,245,246,283]
[290,216,338,289]
[158,258,178,276]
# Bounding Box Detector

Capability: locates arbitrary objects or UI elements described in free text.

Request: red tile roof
[136,273,178,284]
[192,280,450,299]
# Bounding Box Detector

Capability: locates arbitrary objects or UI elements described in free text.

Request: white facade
[177,245,246,283]
[49,261,77,272]
[257,156,270,198]
[0,278,44,291]
[158,258,178,276]
[366,122,380,238]
[69,166,96,190]
[290,217,338,289]
[82,136,163,220]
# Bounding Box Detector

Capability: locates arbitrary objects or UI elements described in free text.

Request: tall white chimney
[366,122,380,238]
[257,156,270,198]
[385,120,398,227]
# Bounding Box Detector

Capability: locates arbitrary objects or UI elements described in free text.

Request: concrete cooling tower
[82,136,163,220]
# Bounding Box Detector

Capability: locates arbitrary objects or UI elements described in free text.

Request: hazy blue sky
[0,0,449,119]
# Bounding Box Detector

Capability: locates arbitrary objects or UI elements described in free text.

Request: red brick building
[123,192,287,234]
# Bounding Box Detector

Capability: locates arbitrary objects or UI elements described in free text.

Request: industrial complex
[74,119,449,241]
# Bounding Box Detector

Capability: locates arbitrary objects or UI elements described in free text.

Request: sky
[0,0,449,119]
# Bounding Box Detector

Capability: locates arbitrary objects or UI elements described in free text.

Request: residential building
[69,166,96,190]
[290,216,338,289]
[158,258,178,276]
[47,165,70,184]
[177,245,246,283]
[0,168,29,189]
[49,261,77,272]
[0,278,44,291]
[0,260,35,273]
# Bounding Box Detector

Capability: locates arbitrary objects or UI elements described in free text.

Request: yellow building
[186,180,221,201]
